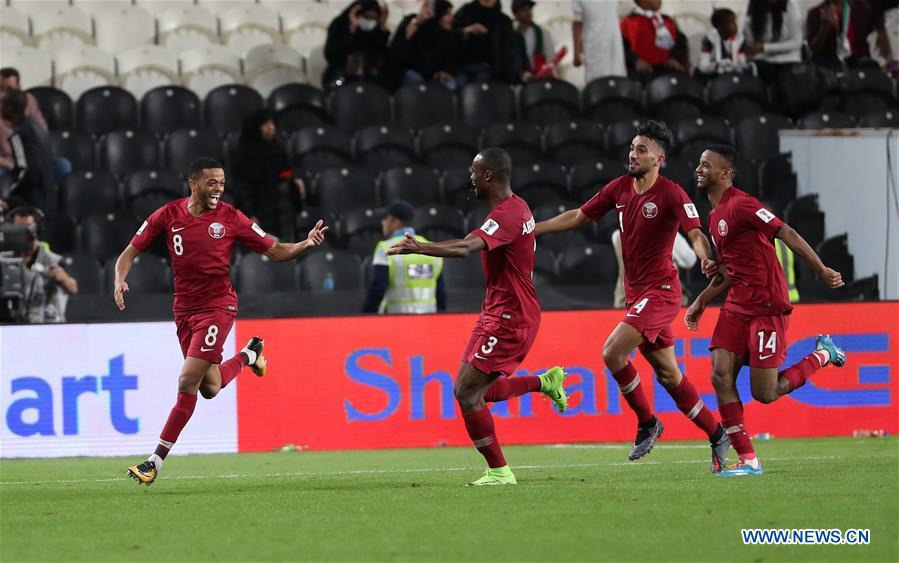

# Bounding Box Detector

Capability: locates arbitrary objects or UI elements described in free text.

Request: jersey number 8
[173,234,184,256]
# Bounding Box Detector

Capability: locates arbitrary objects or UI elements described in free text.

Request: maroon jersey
[130,198,275,314]
[581,175,701,304]
[470,194,540,327]
[708,187,791,316]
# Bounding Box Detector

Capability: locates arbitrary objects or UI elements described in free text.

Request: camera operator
[3,206,77,323]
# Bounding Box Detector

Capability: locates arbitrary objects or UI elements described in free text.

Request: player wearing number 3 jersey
[687,145,846,476]
[536,121,731,464]
[114,158,329,485]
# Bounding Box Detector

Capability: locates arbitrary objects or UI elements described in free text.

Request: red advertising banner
[236,302,897,452]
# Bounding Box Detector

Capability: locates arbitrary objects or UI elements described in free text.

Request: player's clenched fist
[819,266,844,288]
[701,258,717,278]
[683,300,705,331]
[307,219,329,247]
[387,232,422,255]
[114,280,129,311]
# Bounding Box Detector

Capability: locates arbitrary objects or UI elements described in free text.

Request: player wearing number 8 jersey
[114,158,329,485]
[687,145,846,476]
[536,120,731,464]
[388,148,568,486]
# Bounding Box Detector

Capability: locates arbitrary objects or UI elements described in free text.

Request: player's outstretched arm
[113,244,141,311]
[776,224,844,288]
[684,267,732,330]
[387,232,486,258]
[264,219,329,262]
[685,227,717,277]
[535,208,589,236]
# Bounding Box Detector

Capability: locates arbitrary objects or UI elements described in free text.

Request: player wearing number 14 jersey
[686,145,846,476]
[114,158,329,485]
[537,121,730,463]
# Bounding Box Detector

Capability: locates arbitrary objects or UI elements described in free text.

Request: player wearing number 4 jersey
[687,145,846,476]
[389,148,568,486]
[114,158,329,485]
[536,120,730,464]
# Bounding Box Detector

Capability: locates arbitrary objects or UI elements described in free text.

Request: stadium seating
[557,244,618,285]
[235,253,299,294]
[441,254,484,289]
[544,120,607,165]
[419,123,480,168]
[483,122,544,164]
[290,126,354,172]
[141,86,203,136]
[180,45,243,99]
[330,82,392,132]
[582,76,645,123]
[54,46,117,101]
[706,73,767,123]
[460,82,517,129]
[50,129,95,171]
[158,4,219,53]
[105,254,172,294]
[394,83,457,129]
[31,5,93,57]
[646,74,705,122]
[3,46,52,88]
[413,204,466,241]
[520,79,581,125]
[0,6,29,48]
[76,86,138,136]
[98,129,160,178]
[28,87,73,131]
[299,249,363,291]
[220,3,280,56]
[94,4,155,53]
[79,211,142,262]
[315,166,379,212]
[118,46,181,101]
[355,126,418,171]
[164,128,225,174]
[379,165,442,206]
[61,254,105,295]
[60,170,119,220]
[123,169,184,200]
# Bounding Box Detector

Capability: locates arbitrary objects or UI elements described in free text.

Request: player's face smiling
[191,168,225,211]
[695,150,728,191]
[627,136,660,178]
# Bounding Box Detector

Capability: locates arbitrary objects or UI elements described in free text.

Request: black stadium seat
[235,252,298,293]
[330,82,391,131]
[513,160,569,200]
[50,129,94,171]
[380,165,442,206]
[672,115,732,158]
[44,214,78,255]
[129,190,182,222]
[733,113,793,163]
[706,74,767,122]
[570,157,622,200]
[858,108,899,128]
[341,206,383,256]
[544,120,606,165]
[460,81,516,129]
[797,111,857,130]
[98,129,159,177]
[840,68,896,117]
[355,125,417,171]
[123,169,184,200]
[557,244,618,285]
[482,122,543,163]
[79,211,141,262]
[413,204,466,240]
[299,249,363,291]
[28,86,73,130]
[267,83,328,132]
[164,128,224,174]
[105,254,172,294]
[442,253,483,288]
[419,123,480,167]
[61,254,104,295]
[60,170,119,220]
[582,76,645,123]
[395,82,456,129]
[204,84,264,137]
[289,126,353,172]
[606,117,645,157]
[646,74,705,122]
[76,86,138,136]
[314,165,378,211]
[519,79,580,125]
[141,86,201,136]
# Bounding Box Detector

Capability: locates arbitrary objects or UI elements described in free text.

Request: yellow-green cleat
[467,466,517,486]
[539,366,568,412]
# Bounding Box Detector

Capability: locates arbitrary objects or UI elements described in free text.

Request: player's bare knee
[601,345,625,373]
[711,369,734,393]
[199,385,218,399]
[655,370,679,389]
[751,388,778,404]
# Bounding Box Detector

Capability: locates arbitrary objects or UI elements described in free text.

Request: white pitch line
[1,454,892,487]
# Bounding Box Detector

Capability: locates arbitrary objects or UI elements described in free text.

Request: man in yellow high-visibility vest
[763,201,799,303]
[362,200,446,314]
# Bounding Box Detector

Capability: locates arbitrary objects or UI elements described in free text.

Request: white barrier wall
[0,323,238,458]
[780,130,899,300]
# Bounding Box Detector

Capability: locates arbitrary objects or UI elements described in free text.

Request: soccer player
[388,148,567,486]
[535,120,730,464]
[686,144,846,476]
[115,158,328,485]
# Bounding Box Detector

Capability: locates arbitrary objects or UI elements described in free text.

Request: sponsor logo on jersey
[480,218,500,236]
[136,221,148,235]
[684,203,699,219]
[755,208,776,223]
[251,223,266,238]
[522,216,535,235]
[718,219,729,236]
[642,202,658,219]
[208,222,226,239]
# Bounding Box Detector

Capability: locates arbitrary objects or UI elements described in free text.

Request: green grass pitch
[1,437,896,562]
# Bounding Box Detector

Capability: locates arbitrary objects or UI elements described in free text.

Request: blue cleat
[715,462,764,477]
[816,334,846,367]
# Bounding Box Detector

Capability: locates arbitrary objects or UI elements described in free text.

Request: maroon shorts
[461,316,540,377]
[622,290,680,354]
[710,308,790,368]
[174,309,236,364]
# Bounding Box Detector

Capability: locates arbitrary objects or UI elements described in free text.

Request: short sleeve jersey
[470,194,540,327]
[130,198,275,314]
[708,187,792,316]
[580,175,701,304]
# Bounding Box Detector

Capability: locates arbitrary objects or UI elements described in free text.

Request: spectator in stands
[869,0,899,75]
[0,89,55,211]
[324,0,393,89]
[806,0,873,69]
[696,7,751,79]
[611,229,696,307]
[363,199,446,314]
[620,0,689,80]
[231,110,305,241]
[742,0,803,82]
[391,0,462,91]
[453,0,524,86]
[572,0,626,82]
[512,0,559,80]
[5,206,77,323]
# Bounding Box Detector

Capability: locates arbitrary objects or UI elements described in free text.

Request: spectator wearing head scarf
[391,0,462,90]
[324,0,393,89]
[452,0,525,86]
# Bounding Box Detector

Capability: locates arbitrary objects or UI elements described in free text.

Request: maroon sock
[461,407,507,468]
[667,375,720,438]
[719,401,755,459]
[484,375,541,402]
[219,352,250,389]
[611,362,654,425]
[153,392,198,459]
[780,351,827,392]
